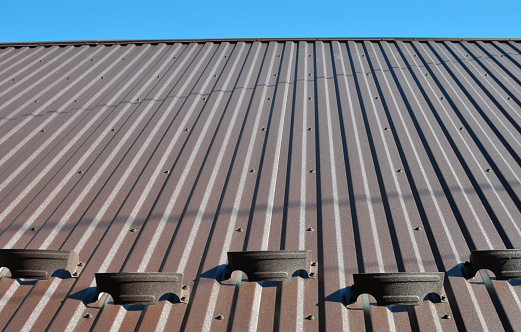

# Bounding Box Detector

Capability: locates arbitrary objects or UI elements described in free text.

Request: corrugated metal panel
[0,39,520,331]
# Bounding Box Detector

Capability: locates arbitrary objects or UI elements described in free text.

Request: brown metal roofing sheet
[0,39,521,331]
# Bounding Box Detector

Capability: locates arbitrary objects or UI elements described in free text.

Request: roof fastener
[78,262,84,266]
[361,54,365,57]
[425,73,428,76]
[182,284,189,290]
[40,129,46,133]
[507,97,511,100]
[122,58,125,60]
[459,127,463,130]
[485,168,491,172]
[91,59,94,61]
[308,73,311,76]
[30,227,37,231]
[34,100,38,103]
[73,272,79,277]
[237,227,244,232]
[74,99,78,102]
[249,169,255,173]
[374,96,379,99]
[484,73,488,76]
[184,128,190,131]
[274,74,277,76]
[261,127,266,131]
[414,226,422,231]
[277,55,280,57]
[12,78,15,81]
[267,97,271,100]
[396,169,402,173]
[311,261,317,266]
[101,76,104,79]
[181,296,186,301]
[67,77,70,80]
[157,75,160,78]
[441,295,447,302]
[213,74,217,77]
[413,54,417,57]
[309,54,312,57]
[384,127,388,131]
[307,226,314,232]
[500,54,504,57]
[137,98,140,101]
[85,313,92,319]
[130,228,137,232]
[308,97,312,100]
[309,272,316,278]
[309,169,315,173]
[440,97,444,100]
[442,313,451,319]
[306,314,315,320]
[111,128,115,131]
[77,170,84,174]
[308,127,312,131]
[202,97,206,100]
[216,314,225,320]
[164,170,170,174]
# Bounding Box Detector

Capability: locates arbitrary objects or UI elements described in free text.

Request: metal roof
[0,38,520,331]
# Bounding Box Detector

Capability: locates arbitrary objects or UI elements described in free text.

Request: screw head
[441,295,447,302]
[261,127,266,131]
[216,314,225,320]
[442,313,451,319]
[383,127,388,131]
[309,272,316,278]
[485,168,491,172]
[396,169,402,173]
[306,314,315,320]
[77,170,84,174]
[78,262,84,266]
[130,228,137,232]
[374,96,379,99]
[414,226,422,231]
[440,97,444,100]
[237,227,244,232]
[40,129,46,133]
[85,313,92,318]
[311,261,317,266]
[202,97,206,101]
[164,170,170,174]
[267,97,271,100]
[308,127,312,131]
[30,227,37,231]
[309,169,315,173]
[307,226,314,232]
[111,128,116,131]
[459,127,463,130]
[184,128,190,131]
[73,272,79,277]
[249,169,255,173]
[181,296,186,301]
[182,284,189,290]
[308,97,312,100]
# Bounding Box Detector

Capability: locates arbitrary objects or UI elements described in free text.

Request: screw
[137,98,140,101]
[267,97,271,100]
[157,75,160,78]
[440,97,444,100]
[425,73,428,76]
[414,226,422,231]
[40,129,46,133]
[12,78,15,81]
[67,77,70,80]
[508,97,511,100]
[277,55,280,57]
[307,226,314,232]
[366,73,370,76]
[309,54,311,57]
[249,169,255,173]
[164,170,170,174]
[101,76,104,79]
[73,272,78,277]
[459,127,463,130]
[306,314,315,320]
[361,54,365,57]
[111,128,115,131]
[85,313,92,318]
[181,296,186,301]
[413,54,417,57]
[374,96,379,99]
[311,261,317,266]
[308,73,311,76]
[261,127,266,131]
[213,75,217,77]
[91,59,94,61]
[309,169,315,173]
[77,170,84,174]
[35,100,38,103]
[122,58,125,60]
[501,55,504,57]
[441,295,447,302]
[74,99,78,102]
[130,228,137,232]
[78,262,84,266]
[485,168,491,172]
[309,272,316,278]
[182,284,189,290]
[30,227,37,231]
[484,73,488,76]
[442,313,451,319]
[308,97,312,100]
[274,74,277,76]
[396,169,402,173]
[202,97,206,100]
[308,127,312,131]
[237,227,244,232]
[184,128,190,131]
[383,127,388,131]
[216,314,225,320]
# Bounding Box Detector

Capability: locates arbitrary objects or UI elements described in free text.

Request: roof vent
[227,250,315,282]
[469,249,521,280]
[0,249,79,280]
[95,272,188,305]
[352,272,445,306]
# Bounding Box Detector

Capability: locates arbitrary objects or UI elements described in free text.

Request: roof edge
[1,37,520,48]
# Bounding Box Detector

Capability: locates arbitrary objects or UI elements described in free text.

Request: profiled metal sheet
[0,38,520,331]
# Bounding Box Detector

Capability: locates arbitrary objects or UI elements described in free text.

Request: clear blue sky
[1,0,518,42]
